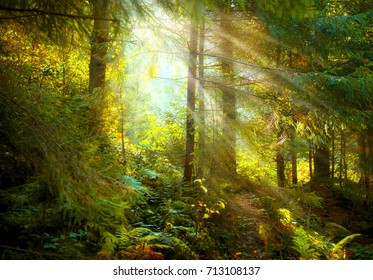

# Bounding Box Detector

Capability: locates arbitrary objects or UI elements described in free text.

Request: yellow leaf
[200,185,208,193]
[216,200,226,209]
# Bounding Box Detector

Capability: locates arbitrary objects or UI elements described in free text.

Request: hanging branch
[0,5,119,22]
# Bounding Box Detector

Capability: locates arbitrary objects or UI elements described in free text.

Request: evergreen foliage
[1,0,372,260]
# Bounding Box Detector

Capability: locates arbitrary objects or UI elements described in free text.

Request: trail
[213,190,267,259]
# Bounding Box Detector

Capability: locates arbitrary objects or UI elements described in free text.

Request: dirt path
[214,191,267,259]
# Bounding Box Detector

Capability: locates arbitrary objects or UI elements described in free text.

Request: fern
[119,176,142,190]
[97,231,118,259]
[324,222,351,239]
[123,244,165,260]
[328,233,361,260]
[285,189,324,209]
[169,236,199,260]
[292,227,320,260]
[116,226,130,249]
[138,168,159,180]
[113,224,168,260]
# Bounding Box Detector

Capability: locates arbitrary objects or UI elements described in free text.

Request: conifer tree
[219,3,238,176]
[184,15,199,183]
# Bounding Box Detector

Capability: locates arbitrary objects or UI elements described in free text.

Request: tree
[313,142,331,184]
[87,0,110,132]
[219,4,238,176]
[183,15,199,183]
[290,125,298,185]
[274,45,286,188]
[196,18,206,180]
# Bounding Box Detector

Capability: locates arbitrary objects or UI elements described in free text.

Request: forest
[0,0,372,260]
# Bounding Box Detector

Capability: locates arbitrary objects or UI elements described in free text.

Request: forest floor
[212,186,373,260]
[213,189,268,259]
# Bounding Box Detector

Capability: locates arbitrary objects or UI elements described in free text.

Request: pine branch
[0,14,36,20]
[0,5,118,22]
[202,53,309,73]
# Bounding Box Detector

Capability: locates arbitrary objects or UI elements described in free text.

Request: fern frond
[97,231,118,259]
[329,233,361,260]
[324,222,351,239]
[292,227,320,260]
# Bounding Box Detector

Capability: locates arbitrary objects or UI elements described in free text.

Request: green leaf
[331,233,362,256]
[139,168,159,179]
[119,176,142,190]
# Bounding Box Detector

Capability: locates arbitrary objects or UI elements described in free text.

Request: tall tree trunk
[337,130,348,189]
[288,51,297,185]
[291,150,298,185]
[183,17,198,183]
[313,142,330,187]
[309,142,313,180]
[289,124,298,185]
[357,131,369,206]
[289,50,293,69]
[120,100,126,167]
[357,131,368,187]
[339,131,344,189]
[367,126,373,204]
[220,9,237,176]
[208,103,219,189]
[275,45,286,187]
[311,119,330,190]
[331,129,335,180]
[88,0,109,132]
[196,19,205,180]
[276,127,286,188]
[342,131,348,181]
[277,153,286,188]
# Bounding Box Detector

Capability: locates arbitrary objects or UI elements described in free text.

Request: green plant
[277,208,294,225]
[284,189,324,210]
[350,243,373,260]
[328,233,362,260]
[292,227,320,260]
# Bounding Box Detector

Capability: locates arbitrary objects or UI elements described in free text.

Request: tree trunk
[276,127,286,188]
[337,130,348,189]
[357,131,368,186]
[183,17,198,183]
[339,131,344,189]
[220,9,237,176]
[291,150,298,185]
[289,125,298,185]
[275,45,286,187]
[342,131,348,181]
[313,143,330,186]
[309,142,313,180]
[357,131,369,207]
[196,19,205,180]
[277,151,286,188]
[120,101,126,167]
[367,126,373,204]
[88,0,109,132]
[331,129,335,179]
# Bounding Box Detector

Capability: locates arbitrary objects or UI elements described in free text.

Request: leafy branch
[0,5,119,22]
